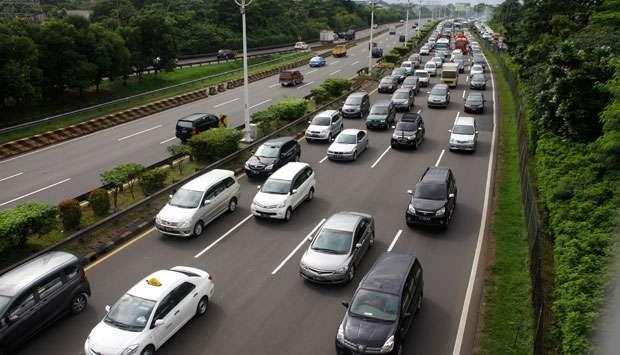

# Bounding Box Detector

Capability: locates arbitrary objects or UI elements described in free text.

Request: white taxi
[84,266,214,355]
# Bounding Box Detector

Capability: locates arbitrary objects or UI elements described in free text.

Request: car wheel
[328,133,333,142]
[417,291,424,313]
[284,207,292,221]
[193,221,204,237]
[70,292,88,315]
[369,233,375,247]
[307,188,314,201]
[347,266,356,282]
[228,198,237,212]
[352,151,357,161]
[141,346,155,355]
[196,296,209,316]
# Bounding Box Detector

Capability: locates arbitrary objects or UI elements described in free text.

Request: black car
[464,92,486,113]
[217,49,235,60]
[0,251,91,353]
[366,101,396,129]
[401,76,419,95]
[341,92,371,119]
[390,112,425,149]
[469,73,487,90]
[336,252,423,355]
[371,47,384,58]
[176,113,220,143]
[390,68,408,83]
[378,76,398,94]
[405,166,457,229]
[244,137,301,177]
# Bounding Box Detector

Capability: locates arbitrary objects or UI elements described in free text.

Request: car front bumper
[406,210,447,226]
[427,101,448,107]
[366,120,388,129]
[341,110,362,118]
[300,267,348,284]
[391,137,417,147]
[328,151,356,160]
[335,339,397,355]
[449,141,476,151]
[251,203,287,219]
[155,222,193,237]
[244,166,273,177]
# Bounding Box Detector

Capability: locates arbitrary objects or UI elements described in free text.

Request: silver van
[155,169,240,237]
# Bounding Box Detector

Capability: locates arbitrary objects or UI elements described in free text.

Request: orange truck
[454,35,469,55]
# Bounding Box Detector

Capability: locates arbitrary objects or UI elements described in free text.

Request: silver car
[305,110,343,142]
[155,169,240,237]
[327,129,369,161]
[299,212,375,283]
[391,87,415,111]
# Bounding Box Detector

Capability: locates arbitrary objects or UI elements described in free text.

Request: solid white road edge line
[387,230,402,252]
[159,137,176,145]
[271,218,326,275]
[434,149,446,167]
[213,97,240,108]
[194,214,253,258]
[452,52,498,355]
[269,83,279,88]
[118,125,162,141]
[249,99,272,110]
[331,61,341,65]
[0,178,71,207]
[456,111,460,118]
[319,156,328,163]
[371,146,391,168]
[297,81,315,89]
[0,172,23,182]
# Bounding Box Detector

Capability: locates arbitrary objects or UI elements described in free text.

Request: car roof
[455,116,476,126]
[359,252,415,296]
[432,83,448,89]
[127,269,188,301]
[269,162,309,180]
[381,76,395,81]
[181,169,234,191]
[263,136,294,147]
[467,92,484,99]
[340,128,363,135]
[421,166,450,183]
[372,100,391,107]
[414,69,428,74]
[179,113,211,122]
[394,88,410,93]
[348,92,367,98]
[315,109,338,117]
[0,251,78,297]
[401,112,422,122]
[323,212,363,232]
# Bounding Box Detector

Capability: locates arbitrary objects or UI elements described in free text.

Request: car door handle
[174,310,180,316]
[193,293,198,298]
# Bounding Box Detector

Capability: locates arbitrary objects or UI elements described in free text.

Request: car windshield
[311,229,353,254]
[393,92,409,99]
[349,289,399,322]
[335,134,357,144]
[472,65,483,71]
[425,63,435,69]
[345,96,362,105]
[433,57,442,62]
[414,182,446,200]
[415,71,429,78]
[403,77,417,85]
[395,122,416,131]
[431,87,447,95]
[169,188,203,208]
[0,295,11,315]
[392,69,406,75]
[380,78,393,85]
[261,179,291,195]
[453,124,475,135]
[256,144,280,158]
[442,71,457,78]
[104,294,155,332]
[311,57,321,61]
[311,115,331,126]
[467,95,483,103]
[370,105,389,115]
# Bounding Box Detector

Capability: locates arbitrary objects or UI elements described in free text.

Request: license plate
[419,216,431,221]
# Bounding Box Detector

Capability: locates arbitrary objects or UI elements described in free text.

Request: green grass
[477,43,534,354]
[0,52,312,145]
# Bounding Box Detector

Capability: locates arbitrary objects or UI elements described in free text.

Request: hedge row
[188,128,243,162]
[252,97,310,137]
[310,78,352,104]
[0,203,57,253]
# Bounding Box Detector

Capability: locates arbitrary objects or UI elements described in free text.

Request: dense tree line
[490,0,619,353]
[0,0,403,110]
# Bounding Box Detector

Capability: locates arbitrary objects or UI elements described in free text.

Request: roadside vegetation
[490,0,620,353]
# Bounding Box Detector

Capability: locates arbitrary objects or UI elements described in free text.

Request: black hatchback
[336,252,423,355]
[175,113,220,143]
[406,166,457,229]
[244,137,301,177]
[0,251,91,353]
[390,112,425,149]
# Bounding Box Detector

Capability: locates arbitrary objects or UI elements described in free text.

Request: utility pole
[405,0,409,43]
[417,0,422,34]
[368,0,376,75]
[234,0,254,142]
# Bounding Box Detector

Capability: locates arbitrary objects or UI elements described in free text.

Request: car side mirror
[307,236,313,242]
[418,127,423,131]
[169,194,173,199]
[8,313,19,322]
[342,302,350,308]
[307,120,311,124]
[291,189,298,194]
[475,130,479,134]
[355,242,363,249]
[154,319,165,328]
[448,129,452,133]
[449,193,455,199]
[407,189,413,195]
[256,185,261,190]
[203,199,211,206]
[105,305,111,313]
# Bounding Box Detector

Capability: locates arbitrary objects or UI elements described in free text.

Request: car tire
[328,133,333,142]
[352,151,357,161]
[70,292,88,315]
[228,198,237,212]
[193,221,204,237]
[196,296,209,317]
[417,292,424,313]
[284,208,292,221]
[347,266,355,282]
[141,345,155,355]
[295,153,300,162]
[307,188,314,201]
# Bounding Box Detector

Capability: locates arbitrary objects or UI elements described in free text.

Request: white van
[155,169,240,237]
[251,162,316,221]
[424,61,437,76]
[448,116,478,151]
[400,61,414,75]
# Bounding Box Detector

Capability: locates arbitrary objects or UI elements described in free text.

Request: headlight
[381,335,395,352]
[408,204,415,214]
[155,216,162,225]
[265,164,274,170]
[179,220,191,228]
[436,207,446,216]
[277,202,287,208]
[336,266,347,274]
[392,134,400,139]
[121,345,140,355]
[449,137,457,144]
[408,134,416,140]
[337,322,345,342]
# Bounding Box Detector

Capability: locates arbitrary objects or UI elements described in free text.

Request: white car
[449,116,478,151]
[470,64,484,76]
[327,129,369,161]
[419,46,430,56]
[294,41,309,50]
[305,110,344,142]
[85,266,214,355]
[400,61,414,75]
[424,61,437,76]
[251,162,316,221]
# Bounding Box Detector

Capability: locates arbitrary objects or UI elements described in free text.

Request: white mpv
[449,116,479,151]
[251,162,316,221]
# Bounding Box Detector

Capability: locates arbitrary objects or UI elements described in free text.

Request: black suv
[336,252,423,355]
[406,166,457,229]
[176,113,220,143]
[217,49,235,60]
[244,137,301,177]
[0,251,91,353]
[390,112,425,149]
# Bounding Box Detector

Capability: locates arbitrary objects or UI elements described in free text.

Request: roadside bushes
[88,188,110,216]
[59,199,82,231]
[139,169,169,195]
[383,53,399,64]
[100,163,145,209]
[311,78,352,104]
[188,128,242,162]
[393,46,409,56]
[252,97,310,137]
[0,203,57,252]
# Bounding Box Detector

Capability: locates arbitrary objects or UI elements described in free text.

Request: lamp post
[417,0,422,34]
[234,0,254,142]
[404,0,409,42]
[368,0,376,75]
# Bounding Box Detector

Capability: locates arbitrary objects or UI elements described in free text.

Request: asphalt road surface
[0,21,430,210]
[15,37,498,355]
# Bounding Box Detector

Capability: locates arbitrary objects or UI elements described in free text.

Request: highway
[16,35,498,355]
[0,22,427,210]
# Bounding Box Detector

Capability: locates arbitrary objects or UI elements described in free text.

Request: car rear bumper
[366,121,388,129]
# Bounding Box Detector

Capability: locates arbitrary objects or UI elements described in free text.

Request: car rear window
[177,121,193,128]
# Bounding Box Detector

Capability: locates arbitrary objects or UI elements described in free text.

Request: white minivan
[251,162,316,221]
[424,61,437,76]
[449,116,478,151]
[400,61,414,75]
[155,169,240,237]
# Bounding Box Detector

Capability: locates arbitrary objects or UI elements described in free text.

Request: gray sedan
[299,212,375,283]
[391,88,415,111]
[327,129,369,161]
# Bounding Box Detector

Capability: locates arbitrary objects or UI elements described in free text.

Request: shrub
[383,53,399,64]
[100,163,145,209]
[269,98,308,121]
[188,128,242,162]
[310,86,331,104]
[58,199,81,231]
[88,188,111,216]
[139,169,169,195]
[166,144,192,175]
[393,46,409,56]
[322,78,352,97]
[0,203,57,251]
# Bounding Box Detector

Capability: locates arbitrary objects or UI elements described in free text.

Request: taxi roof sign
[146,277,162,286]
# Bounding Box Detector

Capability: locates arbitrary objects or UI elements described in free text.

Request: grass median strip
[477,46,534,354]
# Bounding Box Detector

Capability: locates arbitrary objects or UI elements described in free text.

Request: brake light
[82,273,88,282]
[208,275,213,281]
[192,127,198,135]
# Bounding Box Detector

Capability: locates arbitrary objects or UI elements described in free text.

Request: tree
[90,24,130,91]
[167,144,191,175]
[100,163,145,209]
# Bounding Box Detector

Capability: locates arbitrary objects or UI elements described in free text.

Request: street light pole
[368,1,375,75]
[404,0,409,42]
[234,0,254,142]
[417,0,422,34]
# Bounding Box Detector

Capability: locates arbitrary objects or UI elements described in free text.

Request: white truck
[320,30,336,43]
